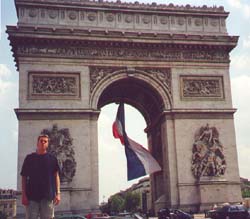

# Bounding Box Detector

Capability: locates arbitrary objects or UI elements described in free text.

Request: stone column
[161,117,179,209]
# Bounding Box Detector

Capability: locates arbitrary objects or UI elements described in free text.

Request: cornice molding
[145,108,236,132]
[7,25,238,45]
[7,26,238,69]
[15,0,228,15]
[162,108,236,120]
[14,1,229,36]
[15,108,101,120]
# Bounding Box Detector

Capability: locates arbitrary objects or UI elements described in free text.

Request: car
[157,208,193,219]
[157,208,170,219]
[205,209,216,218]
[85,213,110,219]
[56,214,87,219]
[117,212,134,218]
[92,213,110,219]
[172,209,193,219]
[211,204,249,219]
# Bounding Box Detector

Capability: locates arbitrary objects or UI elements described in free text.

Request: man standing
[21,134,61,219]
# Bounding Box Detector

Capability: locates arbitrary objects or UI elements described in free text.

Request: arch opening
[97,77,166,126]
[97,76,167,212]
[98,103,148,204]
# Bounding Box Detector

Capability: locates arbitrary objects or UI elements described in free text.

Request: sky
[0,0,250,203]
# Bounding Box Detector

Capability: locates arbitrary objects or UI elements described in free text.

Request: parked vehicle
[210,204,249,219]
[157,208,170,219]
[85,213,110,219]
[56,214,87,219]
[117,212,134,218]
[205,209,216,218]
[172,209,193,219]
[92,213,110,219]
[157,208,193,219]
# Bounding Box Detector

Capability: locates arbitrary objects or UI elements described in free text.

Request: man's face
[37,136,49,152]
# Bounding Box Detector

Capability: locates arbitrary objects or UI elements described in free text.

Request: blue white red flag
[112,103,161,181]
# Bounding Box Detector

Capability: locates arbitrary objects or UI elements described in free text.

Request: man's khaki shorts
[26,199,54,219]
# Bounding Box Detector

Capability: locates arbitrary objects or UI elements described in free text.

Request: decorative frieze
[89,66,126,92]
[191,124,226,179]
[41,124,77,183]
[48,9,58,19]
[180,76,224,99]
[18,6,226,34]
[28,72,80,99]
[136,67,171,96]
[17,45,229,63]
[89,66,171,98]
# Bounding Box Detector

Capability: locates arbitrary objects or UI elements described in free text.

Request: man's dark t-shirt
[21,152,60,202]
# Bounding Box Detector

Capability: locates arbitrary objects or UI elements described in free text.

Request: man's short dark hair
[37,134,50,142]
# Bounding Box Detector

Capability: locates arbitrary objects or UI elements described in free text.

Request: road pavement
[194,214,206,219]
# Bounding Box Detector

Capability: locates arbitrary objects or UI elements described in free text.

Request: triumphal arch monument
[8,0,242,216]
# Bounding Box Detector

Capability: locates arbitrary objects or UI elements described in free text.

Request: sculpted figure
[41,124,76,183]
[191,124,226,179]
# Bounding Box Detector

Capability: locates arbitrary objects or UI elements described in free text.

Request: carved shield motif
[191,124,226,179]
[41,124,76,183]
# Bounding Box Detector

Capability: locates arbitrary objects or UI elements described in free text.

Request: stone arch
[90,68,171,211]
[90,68,172,125]
[9,0,242,216]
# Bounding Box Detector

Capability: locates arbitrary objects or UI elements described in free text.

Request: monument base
[198,177,242,212]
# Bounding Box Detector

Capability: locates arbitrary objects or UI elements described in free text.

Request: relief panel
[180,75,224,100]
[18,45,229,63]
[28,72,81,100]
[191,124,226,179]
[41,124,77,183]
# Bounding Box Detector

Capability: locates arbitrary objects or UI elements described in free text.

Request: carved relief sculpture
[89,66,172,99]
[17,44,230,63]
[191,124,226,179]
[180,76,224,99]
[89,66,126,92]
[28,72,80,99]
[41,124,77,183]
[136,67,172,96]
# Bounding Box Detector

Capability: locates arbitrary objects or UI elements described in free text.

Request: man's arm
[21,176,29,206]
[53,171,61,205]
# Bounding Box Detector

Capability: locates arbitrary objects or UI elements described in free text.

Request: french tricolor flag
[112,103,161,181]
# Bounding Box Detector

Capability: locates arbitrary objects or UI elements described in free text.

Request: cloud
[0,64,18,189]
[227,0,250,18]
[243,36,250,48]
[230,52,250,73]
[98,111,129,201]
[231,75,250,179]
[98,104,147,201]
[231,75,250,111]
[0,64,11,77]
[228,0,242,8]
[0,64,13,95]
[243,4,250,18]
[237,144,250,179]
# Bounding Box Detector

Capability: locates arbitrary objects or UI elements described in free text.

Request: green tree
[242,189,250,198]
[109,194,125,214]
[124,192,140,212]
[100,201,111,214]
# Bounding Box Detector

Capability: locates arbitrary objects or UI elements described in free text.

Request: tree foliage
[109,194,125,214]
[242,189,250,198]
[100,201,111,214]
[102,191,141,214]
[124,192,140,212]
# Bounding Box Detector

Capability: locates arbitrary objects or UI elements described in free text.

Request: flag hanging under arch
[112,103,161,181]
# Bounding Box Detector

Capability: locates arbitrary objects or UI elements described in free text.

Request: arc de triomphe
[7,0,242,216]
